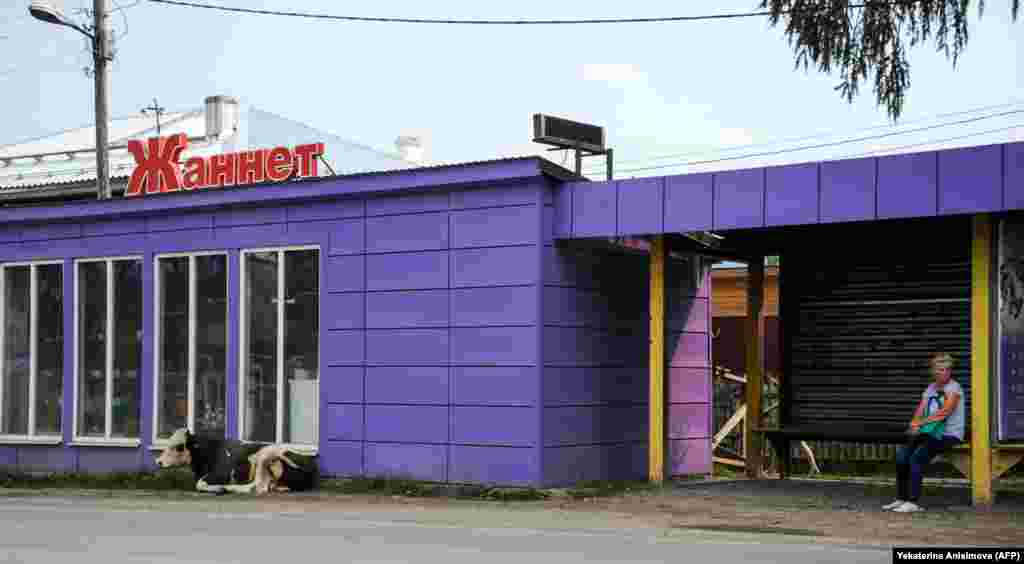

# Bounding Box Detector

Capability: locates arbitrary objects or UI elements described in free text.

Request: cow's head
[155,428,194,468]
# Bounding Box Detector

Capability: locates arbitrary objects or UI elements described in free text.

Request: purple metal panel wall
[877,152,937,220]
[327,184,543,486]
[664,174,713,233]
[714,169,765,230]
[665,262,712,476]
[0,168,547,486]
[765,164,817,227]
[617,178,664,236]
[540,241,650,486]
[557,142,1024,239]
[1007,144,1024,210]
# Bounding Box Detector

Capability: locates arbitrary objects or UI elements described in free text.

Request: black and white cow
[155,429,318,495]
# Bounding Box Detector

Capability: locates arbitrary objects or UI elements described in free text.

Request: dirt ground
[4,478,1023,547]
[581,479,1024,547]
[301,478,1024,547]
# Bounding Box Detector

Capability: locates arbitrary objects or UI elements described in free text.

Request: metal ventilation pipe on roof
[204,95,239,140]
[396,135,425,164]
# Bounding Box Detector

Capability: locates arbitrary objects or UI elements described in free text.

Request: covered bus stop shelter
[553,141,1024,506]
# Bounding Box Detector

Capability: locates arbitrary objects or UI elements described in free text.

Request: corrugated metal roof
[0,105,424,192]
[0,111,195,157]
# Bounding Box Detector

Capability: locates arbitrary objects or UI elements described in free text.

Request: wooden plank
[745,258,765,479]
[713,456,746,468]
[971,214,993,506]
[649,235,666,483]
[713,404,746,450]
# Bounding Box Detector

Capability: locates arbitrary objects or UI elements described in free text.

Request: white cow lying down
[155,429,318,495]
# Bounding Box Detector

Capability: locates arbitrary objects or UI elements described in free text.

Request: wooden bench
[755,425,1024,481]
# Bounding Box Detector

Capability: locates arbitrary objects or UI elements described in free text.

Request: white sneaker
[892,501,924,513]
[882,499,906,510]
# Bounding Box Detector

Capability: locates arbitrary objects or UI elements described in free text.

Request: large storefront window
[155,253,227,441]
[1,262,63,438]
[242,248,319,446]
[76,258,142,441]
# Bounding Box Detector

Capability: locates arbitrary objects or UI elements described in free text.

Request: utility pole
[93,0,111,200]
[142,98,166,136]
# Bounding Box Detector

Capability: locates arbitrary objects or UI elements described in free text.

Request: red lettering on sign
[237,149,266,185]
[125,134,188,196]
[266,147,293,182]
[209,153,237,187]
[182,157,208,190]
[293,143,324,178]
[125,136,326,197]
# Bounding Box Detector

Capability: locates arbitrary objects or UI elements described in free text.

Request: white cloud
[716,127,756,148]
[580,63,645,84]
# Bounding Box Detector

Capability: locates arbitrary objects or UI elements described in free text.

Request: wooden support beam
[713,404,747,450]
[649,235,666,483]
[713,456,746,468]
[745,258,765,478]
[971,214,993,506]
[942,449,1024,481]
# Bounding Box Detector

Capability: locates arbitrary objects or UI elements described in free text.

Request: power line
[839,124,1024,160]
[148,0,886,25]
[585,99,1024,170]
[610,109,1024,174]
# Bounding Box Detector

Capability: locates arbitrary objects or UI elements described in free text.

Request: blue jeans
[895,435,961,502]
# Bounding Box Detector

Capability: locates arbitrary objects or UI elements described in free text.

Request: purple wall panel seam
[447,206,452,482]
[816,164,821,222]
[614,181,619,237]
[711,174,716,229]
[363,215,368,470]
[660,176,667,234]
[535,183,545,485]
[570,183,575,237]
[1003,144,1008,210]
[762,168,767,227]
[365,243,531,255]
[874,156,879,218]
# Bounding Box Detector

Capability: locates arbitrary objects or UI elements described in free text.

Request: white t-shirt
[922,380,965,440]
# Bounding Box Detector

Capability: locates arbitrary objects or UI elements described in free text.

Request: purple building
[9,135,1018,496]
[0,156,712,487]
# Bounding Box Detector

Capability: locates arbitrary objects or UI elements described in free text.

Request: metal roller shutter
[784,217,973,434]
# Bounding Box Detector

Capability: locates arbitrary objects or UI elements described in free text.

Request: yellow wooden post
[745,258,765,479]
[971,214,993,506]
[649,235,666,483]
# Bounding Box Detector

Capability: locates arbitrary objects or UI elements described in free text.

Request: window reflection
[35,265,63,436]
[2,267,30,435]
[194,255,226,437]
[112,260,141,438]
[158,257,189,439]
[284,250,318,444]
[244,251,278,443]
[78,262,107,437]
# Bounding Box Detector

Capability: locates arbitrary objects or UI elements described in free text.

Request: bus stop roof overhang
[554,141,1024,257]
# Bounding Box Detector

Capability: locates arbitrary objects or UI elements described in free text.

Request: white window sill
[147,440,318,456]
[0,436,63,446]
[71,438,141,448]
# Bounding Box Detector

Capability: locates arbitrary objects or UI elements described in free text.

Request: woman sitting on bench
[885,352,965,513]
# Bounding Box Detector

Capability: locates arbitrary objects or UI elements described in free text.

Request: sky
[1,0,1022,178]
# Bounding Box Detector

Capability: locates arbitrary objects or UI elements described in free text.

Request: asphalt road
[0,495,891,564]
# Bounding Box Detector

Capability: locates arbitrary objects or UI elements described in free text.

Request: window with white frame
[75,258,142,441]
[241,247,319,446]
[155,253,228,441]
[1,261,63,439]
